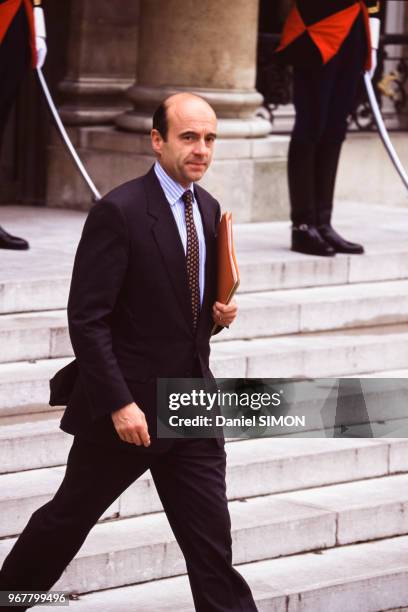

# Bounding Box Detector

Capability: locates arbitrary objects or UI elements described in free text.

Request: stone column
[58,0,140,125]
[116,0,269,139]
[47,0,289,221]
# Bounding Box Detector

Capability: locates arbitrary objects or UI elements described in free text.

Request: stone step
[0,311,71,364]
[0,416,71,474]
[1,436,405,533]
[1,321,408,414]
[235,199,408,292]
[238,237,408,293]
[273,473,408,546]
[2,241,408,316]
[2,203,408,314]
[0,357,71,416]
[1,474,408,594]
[0,278,70,316]
[0,206,82,316]
[211,323,408,378]
[0,408,63,427]
[0,281,408,363]
[352,369,408,378]
[213,279,408,342]
[1,377,408,475]
[2,279,408,363]
[66,535,408,612]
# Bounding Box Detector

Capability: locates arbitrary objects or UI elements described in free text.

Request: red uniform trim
[0,0,21,45]
[278,0,372,67]
[276,6,306,53]
[309,3,361,64]
[0,0,37,67]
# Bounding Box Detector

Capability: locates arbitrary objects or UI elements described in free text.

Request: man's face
[151,97,217,187]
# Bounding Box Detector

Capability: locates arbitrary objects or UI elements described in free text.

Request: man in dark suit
[0,92,258,612]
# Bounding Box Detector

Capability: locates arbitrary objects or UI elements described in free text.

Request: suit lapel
[143,167,194,330]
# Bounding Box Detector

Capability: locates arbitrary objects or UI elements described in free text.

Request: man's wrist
[113,401,138,414]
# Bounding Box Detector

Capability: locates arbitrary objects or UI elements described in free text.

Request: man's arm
[67,200,134,421]
[68,200,150,447]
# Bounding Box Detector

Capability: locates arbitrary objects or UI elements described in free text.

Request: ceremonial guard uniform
[278,0,381,256]
[0,0,46,250]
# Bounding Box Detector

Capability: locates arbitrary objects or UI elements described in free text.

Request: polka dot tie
[182,189,200,330]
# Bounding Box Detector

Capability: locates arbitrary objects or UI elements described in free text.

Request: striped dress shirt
[154,161,206,306]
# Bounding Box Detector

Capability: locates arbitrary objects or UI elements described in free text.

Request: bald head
[153,93,217,141]
[151,92,218,187]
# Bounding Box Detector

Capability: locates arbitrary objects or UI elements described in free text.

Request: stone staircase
[0,202,408,610]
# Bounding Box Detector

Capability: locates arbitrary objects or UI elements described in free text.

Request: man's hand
[111,402,150,447]
[36,36,47,69]
[212,300,238,327]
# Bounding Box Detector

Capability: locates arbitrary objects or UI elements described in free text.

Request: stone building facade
[1,0,407,220]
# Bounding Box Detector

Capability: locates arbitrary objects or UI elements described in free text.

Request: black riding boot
[315,140,364,254]
[288,138,335,256]
[0,225,29,250]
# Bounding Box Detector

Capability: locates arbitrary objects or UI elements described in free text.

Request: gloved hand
[368,17,380,79]
[34,6,47,69]
[36,36,47,69]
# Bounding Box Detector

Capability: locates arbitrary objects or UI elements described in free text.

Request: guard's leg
[0,5,31,250]
[0,4,31,147]
[289,58,338,256]
[316,13,367,254]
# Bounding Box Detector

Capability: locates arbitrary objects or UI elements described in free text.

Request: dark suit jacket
[55,166,223,452]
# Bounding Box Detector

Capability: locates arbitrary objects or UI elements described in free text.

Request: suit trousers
[0,433,257,612]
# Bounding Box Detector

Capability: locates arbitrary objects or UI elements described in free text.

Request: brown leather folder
[216,211,240,304]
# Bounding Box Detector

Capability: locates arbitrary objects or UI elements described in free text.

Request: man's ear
[151,129,163,155]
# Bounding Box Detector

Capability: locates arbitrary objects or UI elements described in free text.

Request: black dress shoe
[291,225,335,257]
[318,225,364,254]
[0,225,29,250]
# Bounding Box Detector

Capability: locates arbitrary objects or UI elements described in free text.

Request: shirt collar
[154,161,195,207]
